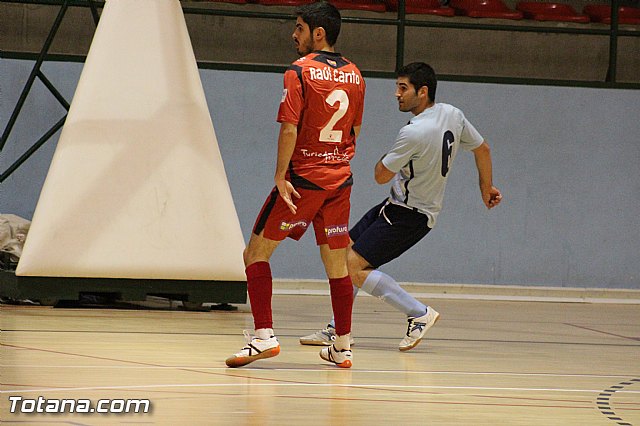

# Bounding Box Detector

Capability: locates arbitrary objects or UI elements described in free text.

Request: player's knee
[242,247,251,267]
[243,245,260,267]
[243,234,274,267]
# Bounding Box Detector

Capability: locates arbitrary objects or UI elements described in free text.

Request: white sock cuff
[255,328,273,340]
[334,334,351,350]
[361,270,383,295]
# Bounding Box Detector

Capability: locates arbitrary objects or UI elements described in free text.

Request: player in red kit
[225,1,365,368]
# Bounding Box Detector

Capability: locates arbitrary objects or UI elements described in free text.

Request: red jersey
[277,51,365,191]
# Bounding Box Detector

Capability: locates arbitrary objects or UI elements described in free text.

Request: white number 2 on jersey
[319,89,349,143]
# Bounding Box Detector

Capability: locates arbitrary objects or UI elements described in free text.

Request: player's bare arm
[472,141,502,209]
[353,125,361,139]
[374,156,395,184]
[275,122,300,214]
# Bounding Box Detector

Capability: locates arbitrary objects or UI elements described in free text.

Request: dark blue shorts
[350,200,431,268]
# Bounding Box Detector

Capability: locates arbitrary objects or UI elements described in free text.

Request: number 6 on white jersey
[319,89,349,143]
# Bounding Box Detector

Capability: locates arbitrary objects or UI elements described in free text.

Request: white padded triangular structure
[17,0,246,281]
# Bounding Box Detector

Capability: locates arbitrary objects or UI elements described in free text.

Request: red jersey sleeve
[277,66,304,125]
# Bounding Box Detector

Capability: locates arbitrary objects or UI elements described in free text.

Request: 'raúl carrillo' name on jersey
[308,66,361,85]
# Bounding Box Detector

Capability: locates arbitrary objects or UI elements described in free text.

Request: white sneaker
[399,307,440,352]
[225,330,280,368]
[300,324,355,346]
[319,344,353,368]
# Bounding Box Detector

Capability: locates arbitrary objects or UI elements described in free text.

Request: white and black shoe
[399,307,440,351]
[300,324,355,346]
[225,330,280,368]
[320,344,353,368]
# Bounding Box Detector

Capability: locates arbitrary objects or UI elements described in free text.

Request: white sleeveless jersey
[381,103,484,228]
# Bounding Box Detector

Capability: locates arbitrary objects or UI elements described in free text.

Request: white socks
[326,270,427,327]
[334,334,351,350]
[255,328,274,340]
[361,270,427,318]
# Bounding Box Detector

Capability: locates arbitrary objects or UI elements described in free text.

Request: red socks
[247,263,352,336]
[245,262,273,330]
[329,276,354,336]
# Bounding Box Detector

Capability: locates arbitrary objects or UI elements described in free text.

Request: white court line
[274,289,640,304]
[1,365,638,379]
[2,383,640,395]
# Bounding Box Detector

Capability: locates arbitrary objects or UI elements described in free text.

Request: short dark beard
[296,38,314,56]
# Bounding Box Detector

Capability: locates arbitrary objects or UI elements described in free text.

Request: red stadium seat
[331,0,387,12]
[583,4,640,24]
[450,0,524,19]
[386,0,456,16]
[516,2,589,23]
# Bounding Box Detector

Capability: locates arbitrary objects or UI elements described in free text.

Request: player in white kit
[300,62,503,351]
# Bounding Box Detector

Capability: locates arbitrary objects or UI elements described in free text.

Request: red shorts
[252,186,351,249]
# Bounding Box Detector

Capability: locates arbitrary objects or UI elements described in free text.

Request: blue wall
[1,59,639,288]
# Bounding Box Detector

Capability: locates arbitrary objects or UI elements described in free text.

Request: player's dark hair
[397,62,437,102]
[295,1,342,46]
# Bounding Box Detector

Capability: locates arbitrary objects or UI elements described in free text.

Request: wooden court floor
[1,293,639,425]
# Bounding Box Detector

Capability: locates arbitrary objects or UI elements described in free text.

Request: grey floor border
[272,279,640,304]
